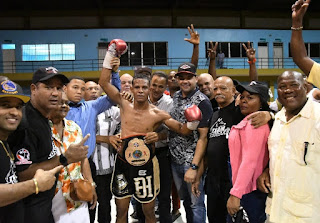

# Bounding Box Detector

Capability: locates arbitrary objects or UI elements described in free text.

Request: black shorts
[111,135,160,203]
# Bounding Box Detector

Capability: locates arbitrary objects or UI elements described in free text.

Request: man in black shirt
[8,68,89,223]
[0,79,62,223]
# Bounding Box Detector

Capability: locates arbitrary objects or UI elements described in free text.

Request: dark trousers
[206,174,231,223]
[227,190,267,223]
[136,147,172,223]
[88,158,97,223]
[94,174,113,223]
[156,147,172,223]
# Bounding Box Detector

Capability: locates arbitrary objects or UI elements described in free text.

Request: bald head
[198,73,214,99]
[213,76,235,108]
[120,73,133,93]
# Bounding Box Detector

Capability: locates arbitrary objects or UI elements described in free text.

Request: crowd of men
[1,1,319,223]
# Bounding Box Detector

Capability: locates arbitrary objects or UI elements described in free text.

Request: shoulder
[152,105,170,117]
[64,119,82,133]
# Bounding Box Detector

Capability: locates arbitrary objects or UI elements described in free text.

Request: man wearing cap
[169,62,213,223]
[0,79,63,223]
[205,77,272,222]
[8,68,89,223]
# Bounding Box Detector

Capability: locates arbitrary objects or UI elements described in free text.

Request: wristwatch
[190,163,199,170]
[59,154,68,167]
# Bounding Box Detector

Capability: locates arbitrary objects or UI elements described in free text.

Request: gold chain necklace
[0,140,14,161]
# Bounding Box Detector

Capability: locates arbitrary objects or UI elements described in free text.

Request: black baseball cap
[236,81,270,103]
[175,62,196,77]
[0,80,30,103]
[32,67,69,84]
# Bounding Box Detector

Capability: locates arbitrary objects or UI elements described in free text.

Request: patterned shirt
[51,119,83,213]
[169,88,213,165]
[93,106,121,175]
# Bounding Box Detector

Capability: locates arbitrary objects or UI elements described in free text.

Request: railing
[2,57,320,73]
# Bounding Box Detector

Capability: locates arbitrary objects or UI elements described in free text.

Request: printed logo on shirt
[209,117,230,139]
[138,170,147,176]
[48,143,58,160]
[6,160,18,184]
[15,148,32,165]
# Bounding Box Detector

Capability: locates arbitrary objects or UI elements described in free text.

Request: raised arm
[243,41,258,81]
[99,67,122,105]
[184,24,199,68]
[291,0,314,75]
[208,41,218,80]
[99,39,128,105]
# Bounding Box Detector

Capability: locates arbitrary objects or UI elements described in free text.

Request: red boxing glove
[103,39,128,69]
[184,104,202,130]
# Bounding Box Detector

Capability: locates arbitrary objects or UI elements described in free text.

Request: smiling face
[0,97,23,139]
[198,73,214,99]
[177,73,197,97]
[132,78,150,103]
[239,91,262,116]
[277,71,307,118]
[150,75,167,102]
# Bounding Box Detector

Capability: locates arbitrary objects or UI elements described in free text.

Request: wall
[1,28,320,71]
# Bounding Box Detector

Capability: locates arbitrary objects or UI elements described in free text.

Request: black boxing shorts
[111,135,160,203]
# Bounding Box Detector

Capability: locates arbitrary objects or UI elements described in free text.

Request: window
[119,42,167,66]
[1,44,15,50]
[22,44,75,61]
[289,43,320,57]
[205,42,252,58]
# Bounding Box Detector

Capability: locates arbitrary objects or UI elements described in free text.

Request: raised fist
[184,104,202,130]
[103,39,128,69]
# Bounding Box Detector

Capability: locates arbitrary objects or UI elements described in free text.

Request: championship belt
[122,135,151,166]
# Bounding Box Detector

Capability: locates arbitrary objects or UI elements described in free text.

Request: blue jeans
[171,162,206,223]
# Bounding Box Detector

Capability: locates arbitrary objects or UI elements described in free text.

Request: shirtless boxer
[99,39,201,223]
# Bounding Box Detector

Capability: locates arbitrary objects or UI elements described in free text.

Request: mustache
[215,95,226,100]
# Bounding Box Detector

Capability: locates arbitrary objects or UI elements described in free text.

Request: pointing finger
[49,165,64,175]
[79,134,90,145]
